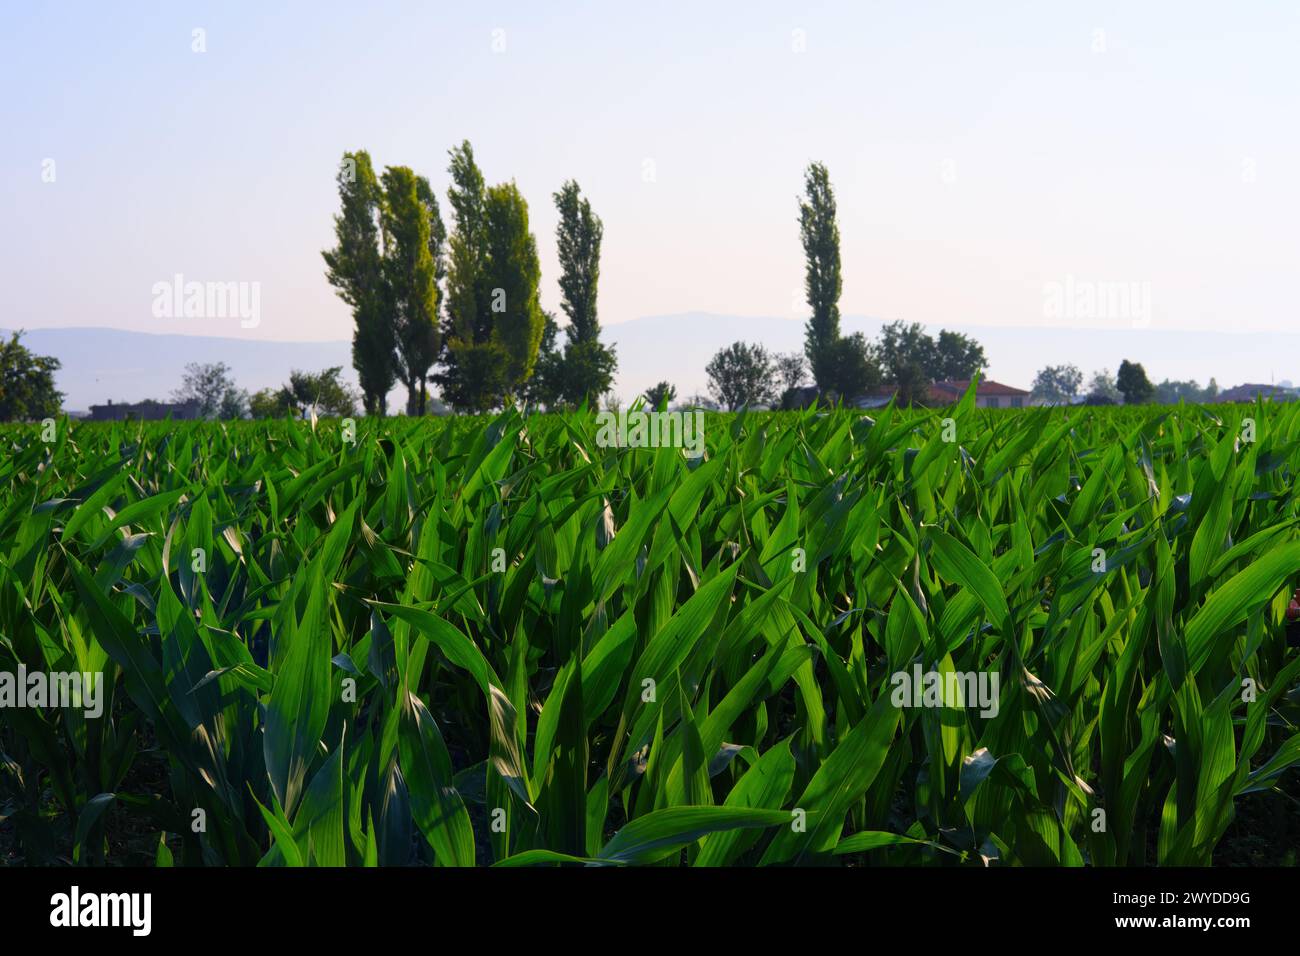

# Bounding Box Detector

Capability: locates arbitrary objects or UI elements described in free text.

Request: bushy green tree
[1085,368,1122,403]
[1117,360,1155,404]
[0,331,62,421]
[1031,364,1083,403]
[248,387,285,419]
[172,362,246,419]
[706,341,774,411]
[875,321,935,405]
[643,381,676,409]
[773,352,808,397]
[218,388,250,420]
[931,329,987,380]
[273,367,359,417]
[832,334,882,403]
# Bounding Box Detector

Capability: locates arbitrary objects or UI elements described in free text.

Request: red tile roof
[928,379,1030,397]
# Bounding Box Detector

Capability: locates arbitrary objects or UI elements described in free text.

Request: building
[782,385,822,410]
[1216,383,1298,404]
[927,379,1030,408]
[88,399,203,421]
[854,379,1031,409]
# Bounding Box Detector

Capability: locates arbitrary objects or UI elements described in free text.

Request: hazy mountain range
[10,317,1297,414]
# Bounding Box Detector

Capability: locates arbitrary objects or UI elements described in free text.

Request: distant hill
[11,320,1299,413]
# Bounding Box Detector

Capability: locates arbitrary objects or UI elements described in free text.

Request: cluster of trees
[171,361,360,419]
[696,318,987,412]
[249,367,359,418]
[691,162,986,411]
[1152,377,1220,404]
[323,143,615,415]
[872,322,987,405]
[171,362,249,418]
[1031,361,1219,406]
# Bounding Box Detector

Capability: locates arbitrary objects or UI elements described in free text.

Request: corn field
[3,392,1300,866]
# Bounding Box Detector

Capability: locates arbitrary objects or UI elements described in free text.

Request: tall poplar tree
[416,176,449,400]
[800,161,843,392]
[381,166,440,415]
[323,150,394,415]
[554,180,602,341]
[437,141,504,410]
[415,175,448,289]
[553,180,616,406]
[483,182,545,398]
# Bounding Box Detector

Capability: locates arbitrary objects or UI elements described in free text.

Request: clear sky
[4,2,1298,364]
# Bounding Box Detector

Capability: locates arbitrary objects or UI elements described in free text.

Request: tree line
[166,362,361,419]
[1031,361,1222,406]
[322,142,616,415]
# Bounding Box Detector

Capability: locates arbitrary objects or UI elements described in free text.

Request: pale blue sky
[4,2,1298,384]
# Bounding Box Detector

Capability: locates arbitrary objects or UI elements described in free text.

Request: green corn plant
[0,392,1298,866]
